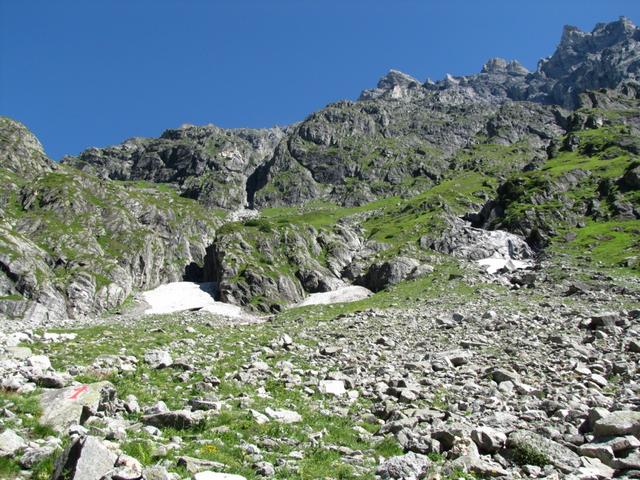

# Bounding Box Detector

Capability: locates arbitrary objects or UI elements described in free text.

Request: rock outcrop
[0,118,220,323]
[63,124,285,209]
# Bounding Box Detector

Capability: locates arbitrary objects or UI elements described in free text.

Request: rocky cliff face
[413,16,640,109]
[0,118,221,323]
[67,19,640,212]
[63,125,285,209]
[0,117,55,178]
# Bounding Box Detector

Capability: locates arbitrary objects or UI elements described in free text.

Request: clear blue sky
[1,1,639,160]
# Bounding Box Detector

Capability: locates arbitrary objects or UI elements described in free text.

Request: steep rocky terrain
[0,118,222,323]
[0,16,639,480]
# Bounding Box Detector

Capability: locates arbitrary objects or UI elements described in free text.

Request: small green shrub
[512,444,549,467]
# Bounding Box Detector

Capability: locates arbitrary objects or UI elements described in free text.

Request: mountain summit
[362,16,640,108]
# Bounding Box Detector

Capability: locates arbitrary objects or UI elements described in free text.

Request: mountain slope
[64,18,640,212]
[0,118,222,322]
[1,18,640,322]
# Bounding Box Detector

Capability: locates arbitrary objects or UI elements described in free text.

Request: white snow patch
[296,286,373,307]
[477,257,532,275]
[142,282,243,317]
[227,208,260,222]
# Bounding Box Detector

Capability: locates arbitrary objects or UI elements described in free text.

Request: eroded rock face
[63,125,285,210]
[420,216,533,261]
[0,117,55,178]
[399,17,640,110]
[208,221,372,312]
[0,117,220,322]
[536,17,640,108]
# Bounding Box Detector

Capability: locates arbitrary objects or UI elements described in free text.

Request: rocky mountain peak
[0,117,55,178]
[358,18,640,109]
[481,58,529,76]
[555,17,638,58]
[359,69,422,100]
[541,17,640,80]
[377,69,421,89]
[481,57,508,74]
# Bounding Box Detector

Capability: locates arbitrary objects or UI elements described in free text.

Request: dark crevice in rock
[245,159,273,209]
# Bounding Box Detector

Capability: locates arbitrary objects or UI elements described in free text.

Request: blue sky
[1,1,639,160]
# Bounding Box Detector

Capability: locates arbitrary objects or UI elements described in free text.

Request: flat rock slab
[507,429,581,473]
[264,407,302,423]
[319,380,346,396]
[594,411,640,438]
[40,381,112,432]
[0,429,26,456]
[142,410,201,429]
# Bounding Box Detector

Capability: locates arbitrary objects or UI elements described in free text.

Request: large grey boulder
[144,349,173,369]
[471,426,507,453]
[593,411,640,438]
[507,430,581,473]
[51,436,118,480]
[40,381,113,432]
[375,452,431,480]
[620,164,640,190]
[358,257,421,292]
[0,429,26,457]
[142,409,202,429]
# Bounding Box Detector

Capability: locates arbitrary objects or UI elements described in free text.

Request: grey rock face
[0,117,55,178]
[593,411,640,438]
[0,117,220,321]
[536,17,640,108]
[421,216,533,261]
[51,436,118,480]
[253,91,561,207]
[208,220,372,312]
[375,452,431,479]
[357,257,421,292]
[507,429,582,473]
[64,124,285,210]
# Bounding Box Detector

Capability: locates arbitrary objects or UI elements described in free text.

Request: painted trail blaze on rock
[40,381,112,432]
[68,385,89,400]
